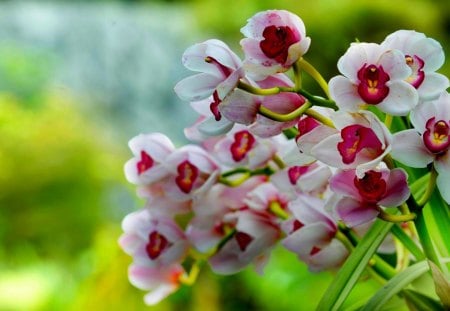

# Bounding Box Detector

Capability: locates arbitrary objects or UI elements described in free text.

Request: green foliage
[0,92,124,261]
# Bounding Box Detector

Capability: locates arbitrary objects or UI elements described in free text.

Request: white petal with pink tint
[174,73,223,102]
[330,169,361,199]
[308,239,348,272]
[328,75,362,112]
[219,89,259,125]
[391,130,434,168]
[337,43,373,82]
[283,222,331,257]
[417,73,449,100]
[128,264,183,306]
[377,49,411,80]
[379,168,410,207]
[240,10,310,79]
[434,153,450,204]
[377,80,418,116]
[335,197,379,227]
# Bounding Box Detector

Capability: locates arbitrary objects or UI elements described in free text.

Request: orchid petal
[391,130,434,167]
[377,81,418,116]
[379,168,410,207]
[335,197,379,227]
[434,153,450,204]
[328,76,363,112]
[174,73,222,102]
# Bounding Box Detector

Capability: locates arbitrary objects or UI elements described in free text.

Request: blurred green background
[0,0,448,310]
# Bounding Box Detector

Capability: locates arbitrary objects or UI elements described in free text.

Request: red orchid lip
[146,231,172,260]
[405,54,425,89]
[357,64,390,105]
[260,25,299,63]
[337,124,383,165]
[230,130,256,162]
[423,117,450,154]
[137,150,154,175]
[354,170,387,203]
[175,160,199,194]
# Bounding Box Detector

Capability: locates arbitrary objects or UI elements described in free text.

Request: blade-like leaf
[403,289,444,311]
[361,261,429,311]
[362,259,450,310]
[429,260,450,308]
[316,219,393,311]
[427,191,450,257]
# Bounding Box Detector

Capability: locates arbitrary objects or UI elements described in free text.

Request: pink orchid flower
[329,42,418,116]
[161,145,220,202]
[174,39,244,106]
[381,30,449,100]
[124,133,175,185]
[212,125,277,169]
[271,162,332,200]
[282,194,348,272]
[219,74,306,138]
[310,111,392,173]
[128,263,185,306]
[250,74,306,137]
[391,92,450,203]
[118,209,189,268]
[135,185,192,216]
[184,98,235,141]
[208,209,281,275]
[329,168,410,227]
[187,176,268,253]
[240,10,311,79]
[243,182,290,217]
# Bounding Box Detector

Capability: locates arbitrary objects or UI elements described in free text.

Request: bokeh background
[1,0,448,310]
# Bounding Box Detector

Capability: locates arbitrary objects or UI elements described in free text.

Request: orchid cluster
[119,9,450,309]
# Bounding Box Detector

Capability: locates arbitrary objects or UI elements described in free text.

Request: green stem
[297,58,330,98]
[369,254,397,280]
[393,234,410,272]
[258,101,312,122]
[297,89,338,110]
[221,167,250,178]
[410,172,430,199]
[378,209,416,223]
[339,226,396,280]
[272,154,286,169]
[179,261,202,285]
[215,228,237,253]
[384,114,393,129]
[408,194,446,272]
[237,80,293,95]
[218,166,275,187]
[304,109,336,128]
[390,224,425,261]
[282,127,299,139]
[414,207,445,272]
[293,60,302,90]
[383,154,396,170]
[218,168,251,187]
[416,166,437,207]
[237,79,337,110]
[335,230,354,253]
[269,201,289,220]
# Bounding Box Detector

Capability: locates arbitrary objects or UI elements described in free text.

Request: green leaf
[429,260,450,308]
[403,289,445,311]
[361,261,430,311]
[316,219,393,311]
[427,190,450,257]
